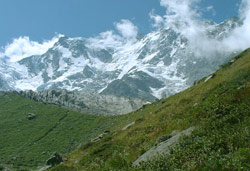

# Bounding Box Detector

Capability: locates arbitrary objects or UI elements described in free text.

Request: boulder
[193,103,198,107]
[27,113,36,120]
[46,152,63,166]
[133,127,195,166]
[91,134,104,142]
[122,121,135,131]
[103,130,110,134]
[91,130,112,142]
[204,74,215,83]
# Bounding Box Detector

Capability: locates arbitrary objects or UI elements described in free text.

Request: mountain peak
[0,18,242,100]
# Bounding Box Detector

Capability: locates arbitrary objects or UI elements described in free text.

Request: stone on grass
[122,121,135,131]
[46,152,63,166]
[27,113,36,120]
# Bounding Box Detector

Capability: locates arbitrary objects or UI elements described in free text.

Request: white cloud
[0,34,62,62]
[150,9,164,28]
[206,6,216,16]
[160,0,202,38]
[157,0,250,55]
[222,0,250,51]
[206,6,213,11]
[86,19,138,49]
[115,19,138,40]
[86,30,123,49]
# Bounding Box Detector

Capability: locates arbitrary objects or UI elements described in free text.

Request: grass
[0,92,124,170]
[51,48,250,170]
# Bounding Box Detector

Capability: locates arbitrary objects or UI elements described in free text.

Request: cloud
[150,9,164,28]
[0,34,62,62]
[115,19,138,40]
[206,6,216,16]
[219,0,250,51]
[87,19,138,49]
[86,30,123,49]
[160,0,203,38]
[156,0,250,55]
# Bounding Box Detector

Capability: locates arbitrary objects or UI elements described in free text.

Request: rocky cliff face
[18,90,148,115]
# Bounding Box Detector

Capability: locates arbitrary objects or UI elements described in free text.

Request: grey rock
[133,127,195,166]
[122,121,136,131]
[204,74,215,83]
[193,103,199,107]
[27,113,36,120]
[171,130,181,136]
[18,90,147,116]
[91,134,104,142]
[91,130,111,142]
[101,71,163,101]
[103,130,110,134]
[230,59,236,64]
[38,165,52,171]
[112,131,118,136]
[46,152,63,166]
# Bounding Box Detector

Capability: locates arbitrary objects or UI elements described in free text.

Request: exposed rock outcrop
[18,90,148,115]
[133,127,196,166]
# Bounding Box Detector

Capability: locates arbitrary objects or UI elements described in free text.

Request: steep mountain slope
[0,18,241,100]
[0,59,20,91]
[51,48,250,170]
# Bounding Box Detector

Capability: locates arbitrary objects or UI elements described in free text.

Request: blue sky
[0,0,241,47]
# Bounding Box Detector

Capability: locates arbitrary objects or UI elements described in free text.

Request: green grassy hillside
[0,92,124,170]
[51,48,250,170]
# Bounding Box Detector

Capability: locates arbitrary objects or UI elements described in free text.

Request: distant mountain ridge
[0,17,242,100]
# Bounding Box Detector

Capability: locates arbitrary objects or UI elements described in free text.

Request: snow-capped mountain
[0,17,241,100]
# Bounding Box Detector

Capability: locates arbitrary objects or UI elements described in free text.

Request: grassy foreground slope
[53,48,250,170]
[0,92,124,170]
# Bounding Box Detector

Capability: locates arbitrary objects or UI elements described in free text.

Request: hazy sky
[0,0,240,47]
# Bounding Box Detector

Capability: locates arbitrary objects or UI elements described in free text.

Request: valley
[0,48,249,170]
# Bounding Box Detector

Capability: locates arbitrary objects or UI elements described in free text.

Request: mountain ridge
[0,17,242,100]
